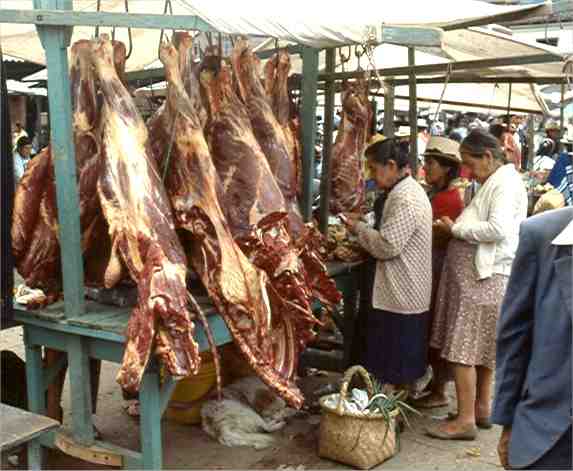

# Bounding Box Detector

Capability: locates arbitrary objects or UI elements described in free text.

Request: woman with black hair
[413,136,464,409]
[342,137,433,391]
[427,129,528,441]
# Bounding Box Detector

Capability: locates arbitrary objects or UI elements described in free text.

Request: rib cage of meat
[330,77,370,215]
[11,39,117,295]
[149,37,307,407]
[91,35,201,392]
[200,50,324,407]
[250,44,341,309]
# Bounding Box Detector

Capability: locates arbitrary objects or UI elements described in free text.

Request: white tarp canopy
[0,0,550,71]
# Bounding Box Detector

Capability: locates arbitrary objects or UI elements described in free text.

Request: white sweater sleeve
[452,185,509,243]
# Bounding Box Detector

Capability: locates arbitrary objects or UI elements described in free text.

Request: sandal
[426,424,477,441]
[410,395,450,409]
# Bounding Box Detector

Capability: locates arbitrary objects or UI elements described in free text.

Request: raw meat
[150,37,306,407]
[91,35,200,392]
[234,41,341,309]
[330,77,370,215]
[11,39,114,294]
[200,51,321,407]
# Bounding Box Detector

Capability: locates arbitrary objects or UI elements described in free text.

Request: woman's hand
[434,216,455,236]
[341,213,361,233]
[497,427,512,469]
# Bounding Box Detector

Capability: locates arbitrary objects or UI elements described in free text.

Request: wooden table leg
[67,336,94,446]
[27,437,43,471]
[139,369,163,469]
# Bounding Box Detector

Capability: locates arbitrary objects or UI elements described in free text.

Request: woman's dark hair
[488,124,506,140]
[426,154,460,182]
[448,131,462,143]
[460,128,507,164]
[366,138,410,169]
[16,136,31,151]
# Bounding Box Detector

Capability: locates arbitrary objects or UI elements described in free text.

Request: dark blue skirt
[363,308,430,385]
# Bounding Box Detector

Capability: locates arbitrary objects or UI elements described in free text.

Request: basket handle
[336,365,374,415]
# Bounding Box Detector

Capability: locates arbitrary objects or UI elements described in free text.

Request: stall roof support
[300,47,319,222]
[319,53,562,81]
[34,0,85,318]
[0,9,215,31]
[392,76,567,86]
[408,47,418,174]
[383,80,395,137]
[319,48,336,234]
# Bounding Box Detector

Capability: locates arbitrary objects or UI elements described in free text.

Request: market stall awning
[0,0,551,72]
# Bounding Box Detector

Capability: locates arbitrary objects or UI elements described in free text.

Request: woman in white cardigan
[427,129,528,441]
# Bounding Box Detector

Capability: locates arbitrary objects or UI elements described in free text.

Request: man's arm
[491,223,537,426]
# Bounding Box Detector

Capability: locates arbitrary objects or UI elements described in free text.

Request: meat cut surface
[330,77,370,215]
[92,35,200,392]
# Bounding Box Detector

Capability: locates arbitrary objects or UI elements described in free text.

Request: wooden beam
[34,0,85,317]
[300,47,319,222]
[392,76,566,86]
[383,80,395,137]
[319,48,335,234]
[408,47,418,174]
[560,82,565,152]
[0,9,215,31]
[372,92,545,115]
[318,53,562,82]
[256,44,302,60]
[379,26,442,48]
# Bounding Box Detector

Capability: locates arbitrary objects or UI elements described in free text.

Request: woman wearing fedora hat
[426,129,528,441]
[412,136,464,410]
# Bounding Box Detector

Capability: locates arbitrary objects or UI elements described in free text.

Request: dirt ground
[1,326,502,470]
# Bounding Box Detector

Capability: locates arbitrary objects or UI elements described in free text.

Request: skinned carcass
[233,40,341,309]
[91,35,201,392]
[200,52,323,407]
[330,77,370,215]
[11,39,117,296]
[149,36,305,408]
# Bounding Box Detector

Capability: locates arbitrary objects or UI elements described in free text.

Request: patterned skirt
[430,239,508,370]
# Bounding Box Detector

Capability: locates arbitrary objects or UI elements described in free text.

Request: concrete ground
[1,326,502,470]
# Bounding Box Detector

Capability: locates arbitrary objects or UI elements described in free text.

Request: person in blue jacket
[492,207,572,469]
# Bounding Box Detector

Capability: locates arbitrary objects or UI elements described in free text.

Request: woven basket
[318,366,398,469]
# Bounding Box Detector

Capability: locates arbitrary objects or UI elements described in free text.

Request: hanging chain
[124,0,133,59]
[431,63,453,134]
[158,0,174,58]
[338,46,351,73]
[361,26,383,95]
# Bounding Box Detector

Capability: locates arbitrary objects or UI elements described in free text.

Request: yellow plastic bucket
[164,353,219,425]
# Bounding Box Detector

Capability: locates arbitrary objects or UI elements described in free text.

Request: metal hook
[158,0,174,59]
[125,0,133,60]
[338,46,351,73]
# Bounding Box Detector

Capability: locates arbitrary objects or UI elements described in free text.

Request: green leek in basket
[367,380,421,430]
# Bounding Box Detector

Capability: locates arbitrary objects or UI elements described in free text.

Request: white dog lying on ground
[201,376,298,449]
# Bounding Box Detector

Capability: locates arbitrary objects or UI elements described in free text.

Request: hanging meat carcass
[234,41,341,309]
[91,35,201,392]
[11,39,117,296]
[200,51,324,405]
[148,36,305,407]
[330,77,370,215]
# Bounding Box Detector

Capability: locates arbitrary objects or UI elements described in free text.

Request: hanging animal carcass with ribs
[11,39,117,299]
[199,49,326,406]
[147,35,305,408]
[330,76,370,215]
[233,40,341,309]
[91,35,203,392]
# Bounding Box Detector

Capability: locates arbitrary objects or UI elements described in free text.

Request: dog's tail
[219,428,277,450]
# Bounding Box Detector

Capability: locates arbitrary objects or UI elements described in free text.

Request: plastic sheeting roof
[0,0,549,71]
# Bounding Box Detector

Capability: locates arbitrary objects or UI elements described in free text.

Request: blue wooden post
[24,328,47,469]
[300,47,319,221]
[34,0,85,318]
[139,369,163,469]
[67,336,95,445]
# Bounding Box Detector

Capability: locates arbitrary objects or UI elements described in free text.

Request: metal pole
[383,80,395,137]
[506,82,513,126]
[527,114,535,171]
[300,46,319,221]
[560,82,565,153]
[319,48,335,234]
[408,47,418,175]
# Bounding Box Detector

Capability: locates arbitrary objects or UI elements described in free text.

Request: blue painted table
[14,262,357,469]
